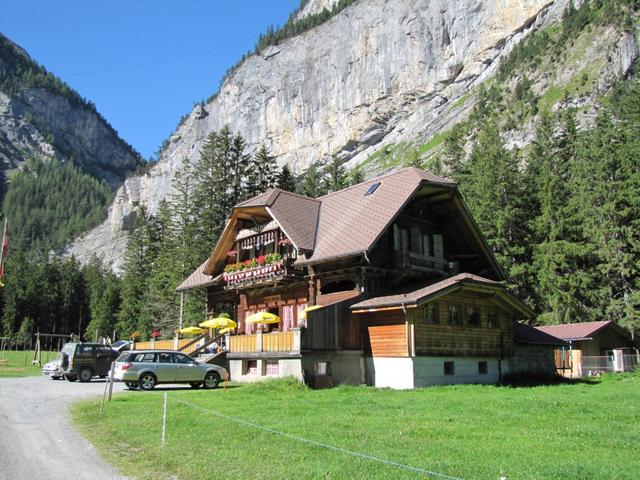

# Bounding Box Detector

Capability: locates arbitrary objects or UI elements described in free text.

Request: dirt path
[0,376,127,480]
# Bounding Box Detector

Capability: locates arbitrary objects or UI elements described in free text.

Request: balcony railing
[223,260,287,288]
[227,330,300,354]
[394,251,447,273]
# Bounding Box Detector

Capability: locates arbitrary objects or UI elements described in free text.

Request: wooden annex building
[178,167,559,388]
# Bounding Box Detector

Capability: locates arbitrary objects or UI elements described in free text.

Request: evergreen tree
[193,130,226,252]
[248,144,278,193]
[462,119,527,295]
[582,110,640,338]
[117,207,159,339]
[440,123,468,182]
[277,164,297,192]
[300,163,324,198]
[229,132,251,201]
[83,257,120,341]
[322,156,348,193]
[349,169,365,186]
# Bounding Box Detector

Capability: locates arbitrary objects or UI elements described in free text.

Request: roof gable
[203,189,320,275]
[298,168,457,266]
[350,273,533,318]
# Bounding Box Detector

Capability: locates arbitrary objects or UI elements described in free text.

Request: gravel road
[0,375,127,480]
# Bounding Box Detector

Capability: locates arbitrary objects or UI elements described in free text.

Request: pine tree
[117,207,159,339]
[440,123,468,182]
[277,164,297,192]
[462,119,526,294]
[323,156,348,193]
[193,130,226,253]
[349,169,365,186]
[300,163,324,198]
[528,111,589,324]
[229,132,251,202]
[583,109,640,338]
[248,144,278,194]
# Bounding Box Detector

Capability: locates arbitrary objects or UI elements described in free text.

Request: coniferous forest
[0,1,638,344]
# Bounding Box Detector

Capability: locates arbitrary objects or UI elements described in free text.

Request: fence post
[161,392,167,447]
[107,361,116,402]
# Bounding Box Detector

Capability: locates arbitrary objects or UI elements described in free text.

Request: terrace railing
[228,330,300,354]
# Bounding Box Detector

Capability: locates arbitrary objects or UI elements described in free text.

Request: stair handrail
[178,331,210,352]
[191,333,226,357]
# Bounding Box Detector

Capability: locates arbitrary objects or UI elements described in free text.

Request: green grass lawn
[72,373,640,480]
[0,350,58,377]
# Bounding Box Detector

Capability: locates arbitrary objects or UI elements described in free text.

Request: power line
[61,41,249,78]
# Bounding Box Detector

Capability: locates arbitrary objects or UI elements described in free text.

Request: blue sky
[0,0,299,159]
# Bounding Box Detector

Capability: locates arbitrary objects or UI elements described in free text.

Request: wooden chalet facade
[178,167,558,388]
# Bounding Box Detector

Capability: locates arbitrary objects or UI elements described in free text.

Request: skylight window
[364,182,380,196]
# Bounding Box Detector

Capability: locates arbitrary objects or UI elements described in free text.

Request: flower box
[223,261,284,284]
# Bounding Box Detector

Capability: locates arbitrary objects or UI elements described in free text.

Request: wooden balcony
[393,251,447,274]
[227,330,301,356]
[223,261,302,290]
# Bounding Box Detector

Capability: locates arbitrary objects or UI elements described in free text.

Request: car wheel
[203,372,220,389]
[78,368,93,382]
[189,382,202,389]
[65,374,77,382]
[139,373,156,391]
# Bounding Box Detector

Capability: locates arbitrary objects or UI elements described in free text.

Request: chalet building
[178,167,558,388]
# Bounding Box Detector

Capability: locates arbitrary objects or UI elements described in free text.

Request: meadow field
[72,373,640,479]
[0,350,58,377]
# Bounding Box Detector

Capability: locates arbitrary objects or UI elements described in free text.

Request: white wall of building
[365,357,415,389]
[413,356,499,386]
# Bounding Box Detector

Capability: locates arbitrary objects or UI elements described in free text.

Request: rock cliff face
[70,0,639,272]
[0,34,141,187]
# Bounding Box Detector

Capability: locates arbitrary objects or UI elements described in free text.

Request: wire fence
[582,354,638,376]
[160,393,464,480]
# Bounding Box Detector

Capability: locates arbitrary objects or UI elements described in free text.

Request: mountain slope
[0,33,142,187]
[70,0,640,272]
[0,33,144,253]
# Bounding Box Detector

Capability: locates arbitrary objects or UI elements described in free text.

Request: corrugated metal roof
[535,321,615,340]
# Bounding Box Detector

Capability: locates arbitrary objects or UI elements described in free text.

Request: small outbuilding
[536,321,637,377]
[536,321,635,356]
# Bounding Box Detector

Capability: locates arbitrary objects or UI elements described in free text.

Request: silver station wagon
[113,350,228,390]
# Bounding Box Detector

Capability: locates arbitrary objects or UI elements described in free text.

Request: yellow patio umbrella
[245,311,280,324]
[177,326,205,336]
[218,327,233,335]
[200,317,238,329]
[300,305,324,319]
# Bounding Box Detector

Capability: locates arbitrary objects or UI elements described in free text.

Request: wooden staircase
[195,350,227,368]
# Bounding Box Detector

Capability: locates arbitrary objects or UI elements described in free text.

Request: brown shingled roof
[190,167,503,281]
[350,273,499,310]
[176,259,221,292]
[298,167,456,266]
[267,190,320,252]
[535,321,624,341]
